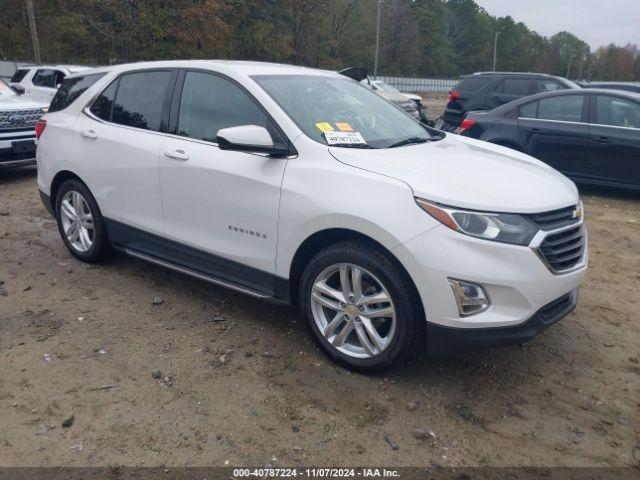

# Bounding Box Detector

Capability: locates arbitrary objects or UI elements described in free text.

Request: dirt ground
[421,93,449,121]
[0,163,639,468]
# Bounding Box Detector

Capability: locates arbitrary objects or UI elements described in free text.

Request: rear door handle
[526,128,542,135]
[592,136,611,144]
[81,129,97,139]
[163,149,189,161]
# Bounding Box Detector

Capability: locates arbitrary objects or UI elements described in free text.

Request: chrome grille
[537,225,586,273]
[0,108,43,131]
[528,205,579,230]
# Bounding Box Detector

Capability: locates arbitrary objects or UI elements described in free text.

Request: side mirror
[216,125,288,157]
[10,84,25,95]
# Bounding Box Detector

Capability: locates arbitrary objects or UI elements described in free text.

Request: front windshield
[0,80,16,97]
[253,75,438,149]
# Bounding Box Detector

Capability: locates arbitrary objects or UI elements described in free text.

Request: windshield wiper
[388,137,430,148]
[329,143,377,149]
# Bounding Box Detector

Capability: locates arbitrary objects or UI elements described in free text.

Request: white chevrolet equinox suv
[36,61,587,371]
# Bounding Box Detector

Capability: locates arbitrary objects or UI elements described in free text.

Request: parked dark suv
[580,82,640,94]
[439,72,580,129]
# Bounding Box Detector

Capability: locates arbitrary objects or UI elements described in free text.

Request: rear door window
[537,95,585,122]
[595,95,640,129]
[495,78,531,95]
[111,71,173,131]
[49,73,106,112]
[454,76,490,92]
[10,69,29,83]
[535,79,565,93]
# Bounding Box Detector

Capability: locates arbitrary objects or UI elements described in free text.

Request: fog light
[448,279,490,317]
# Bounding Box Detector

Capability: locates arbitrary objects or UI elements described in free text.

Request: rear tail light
[460,118,476,133]
[448,91,461,103]
[35,119,47,140]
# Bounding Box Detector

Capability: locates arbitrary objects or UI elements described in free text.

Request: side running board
[121,247,274,300]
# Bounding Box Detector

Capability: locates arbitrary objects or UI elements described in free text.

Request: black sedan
[460,89,640,190]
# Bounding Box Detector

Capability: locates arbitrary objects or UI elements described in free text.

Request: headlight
[415,198,539,245]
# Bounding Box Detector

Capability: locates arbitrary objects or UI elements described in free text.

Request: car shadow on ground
[106,247,565,388]
[578,183,640,201]
[0,165,37,184]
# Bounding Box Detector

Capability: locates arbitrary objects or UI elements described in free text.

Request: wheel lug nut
[340,302,346,308]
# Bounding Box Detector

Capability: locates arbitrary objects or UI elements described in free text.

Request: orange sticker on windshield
[335,122,353,132]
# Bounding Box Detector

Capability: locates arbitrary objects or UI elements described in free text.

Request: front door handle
[526,128,542,135]
[81,129,97,139]
[592,136,611,144]
[163,149,189,161]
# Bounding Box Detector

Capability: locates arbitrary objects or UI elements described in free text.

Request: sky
[475,0,640,50]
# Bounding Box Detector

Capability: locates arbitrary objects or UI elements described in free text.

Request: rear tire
[298,241,423,372]
[55,179,110,263]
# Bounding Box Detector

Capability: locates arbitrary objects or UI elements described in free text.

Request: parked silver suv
[0,80,46,169]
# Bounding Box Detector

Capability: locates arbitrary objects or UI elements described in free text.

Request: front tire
[55,179,110,263]
[299,242,423,372]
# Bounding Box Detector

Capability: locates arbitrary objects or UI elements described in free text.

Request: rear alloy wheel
[59,190,95,253]
[300,242,423,372]
[55,179,110,263]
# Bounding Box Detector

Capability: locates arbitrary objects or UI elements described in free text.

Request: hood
[376,91,413,104]
[0,94,47,111]
[402,92,422,102]
[329,134,579,214]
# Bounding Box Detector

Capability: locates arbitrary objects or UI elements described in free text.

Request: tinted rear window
[454,77,490,92]
[111,71,173,131]
[496,78,530,95]
[10,69,29,83]
[90,80,118,121]
[49,73,106,113]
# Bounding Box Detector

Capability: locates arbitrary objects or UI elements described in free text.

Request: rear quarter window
[454,77,490,92]
[10,69,29,83]
[48,73,106,113]
[519,101,538,118]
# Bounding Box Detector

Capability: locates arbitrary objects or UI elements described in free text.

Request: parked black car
[460,89,640,190]
[580,82,640,94]
[439,72,580,129]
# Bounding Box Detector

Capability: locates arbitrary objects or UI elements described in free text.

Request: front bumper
[426,288,578,355]
[391,219,587,353]
[0,132,37,168]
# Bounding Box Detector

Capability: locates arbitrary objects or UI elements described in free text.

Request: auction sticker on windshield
[315,122,334,132]
[335,122,354,132]
[324,131,366,145]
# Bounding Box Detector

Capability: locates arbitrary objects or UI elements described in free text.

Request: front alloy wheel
[300,242,423,371]
[311,263,396,359]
